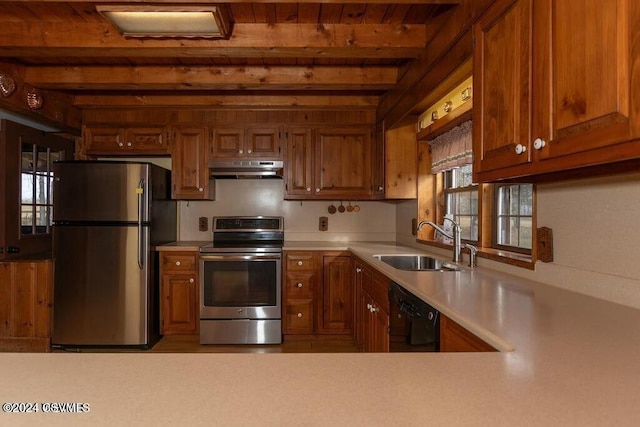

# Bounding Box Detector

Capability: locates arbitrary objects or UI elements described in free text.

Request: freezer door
[53,161,150,223]
[52,225,155,347]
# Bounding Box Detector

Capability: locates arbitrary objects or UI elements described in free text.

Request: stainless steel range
[199,216,283,344]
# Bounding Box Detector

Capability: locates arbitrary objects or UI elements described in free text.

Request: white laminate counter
[2,242,640,426]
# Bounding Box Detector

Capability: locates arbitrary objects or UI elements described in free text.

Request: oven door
[199,252,281,319]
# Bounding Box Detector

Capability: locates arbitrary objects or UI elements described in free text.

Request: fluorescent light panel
[97,6,231,39]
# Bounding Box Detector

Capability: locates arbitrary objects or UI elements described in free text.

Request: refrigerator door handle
[137,178,145,270]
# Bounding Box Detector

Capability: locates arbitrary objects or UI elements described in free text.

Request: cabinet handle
[533,138,546,150]
[297,313,303,318]
[296,283,303,288]
[175,261,181,266]
[515,144,527,155]
[297,261,303,266]
[189,278,194,284]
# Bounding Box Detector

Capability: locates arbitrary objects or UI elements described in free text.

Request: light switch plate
[199,217,208,232]
[319,216,328,231]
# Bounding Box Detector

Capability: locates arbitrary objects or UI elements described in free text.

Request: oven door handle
[200,254,281,261]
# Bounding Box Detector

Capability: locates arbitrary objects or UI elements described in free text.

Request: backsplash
[178,179,397,242]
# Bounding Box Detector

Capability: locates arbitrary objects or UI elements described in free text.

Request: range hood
[209,160,284,178]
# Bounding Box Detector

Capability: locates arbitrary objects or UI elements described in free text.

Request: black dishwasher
[389,282,440,352]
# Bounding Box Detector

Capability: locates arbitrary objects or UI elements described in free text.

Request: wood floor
[151,335,360,353]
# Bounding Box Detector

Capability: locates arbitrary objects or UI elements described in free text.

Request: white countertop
[3,242,640,426]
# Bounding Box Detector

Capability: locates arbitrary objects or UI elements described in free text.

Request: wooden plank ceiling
[0,1,459,108]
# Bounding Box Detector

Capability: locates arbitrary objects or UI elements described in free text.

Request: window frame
[416,141,536,269]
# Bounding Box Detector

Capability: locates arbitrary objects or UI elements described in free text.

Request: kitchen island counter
[2,242,640,426]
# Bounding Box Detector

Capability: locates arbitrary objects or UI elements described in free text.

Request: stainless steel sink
[373,254,459,272]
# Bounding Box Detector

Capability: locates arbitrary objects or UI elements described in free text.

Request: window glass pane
[21,173,34,204]
[50,150,62,163]
[21,205,34,235]
[35,206,48,234]
[519,217,533,249]
[509,186,520,215]
[496,184,533,251]
[36,146,49,173]
[520,184,533,215]
[21,143,34,173]
[35,174,48,204]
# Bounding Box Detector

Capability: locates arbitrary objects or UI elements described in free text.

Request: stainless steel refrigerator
[52,161,176,349]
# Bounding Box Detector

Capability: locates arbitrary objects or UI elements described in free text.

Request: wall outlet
[319,216,328,232]
[198,217,208,232]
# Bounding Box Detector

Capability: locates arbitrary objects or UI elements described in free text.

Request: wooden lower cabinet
[354,258,390,352]
[0,260,53,352]
[283,251,353,337]
[440,314,497,352]
[160,251,199,335]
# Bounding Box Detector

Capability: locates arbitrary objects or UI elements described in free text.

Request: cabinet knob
[118,142,123,147]
[515,143,527,155]
[366,303,372,310]
[297,261,303,266]
[127,142,132,147]
[189,278,194,284]
[296,283,303,288]
[306,187,311,192]
[175,261,181,266]
[315,188,320,193]
[198,187,204,192]
[378,186,384,191]
[356,267,362,273]
[297,313,303,318]
[247,149,252,154]
[239,149,244,154]
[533,138,546,150]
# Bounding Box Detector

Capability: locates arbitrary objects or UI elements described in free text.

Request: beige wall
[178,179,397,242]
[396,173,640,309]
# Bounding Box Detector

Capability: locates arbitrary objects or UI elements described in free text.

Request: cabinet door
[371,123,385,198]
[171,126,212,200]
[84,126,125,153]
[285,128,314,197]
[161,274,198,335]
[533,0,637,161]
[283,300,314,334]
[315,127,372,198]
[319,255,353,334]
[473,0,533,174]
[440,314,497,352]
[246,127,281,159]
[373,305,389,353]
[0,261,53,352]
[124,127,167,153]
[211,128,245,158]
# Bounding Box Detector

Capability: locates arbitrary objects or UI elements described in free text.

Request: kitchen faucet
[417,218,477,267]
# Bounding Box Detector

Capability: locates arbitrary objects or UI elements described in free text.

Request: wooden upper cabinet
[473,0,533,175]
[314,127,372,198]
[171,126,214,200]
[285,128,314,196]
[211,126,281,159]
[84,125,168,155]
[246,127,281,158]
[474,0,640,181]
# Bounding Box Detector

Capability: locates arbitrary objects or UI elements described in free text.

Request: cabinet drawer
[161,252,198,273]
[285,300,314,332]
[285,274,314,299]
[286,253,315,271]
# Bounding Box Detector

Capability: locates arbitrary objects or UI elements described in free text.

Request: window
[494,184,533,253]
[443,164,478,241]
[20,143,61,236]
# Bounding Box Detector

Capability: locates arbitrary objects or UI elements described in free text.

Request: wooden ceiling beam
[73,94,380,109]
[0,23,426,58]
[24,65,398,90]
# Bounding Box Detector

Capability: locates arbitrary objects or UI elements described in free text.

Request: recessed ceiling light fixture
[96,5,233,39]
